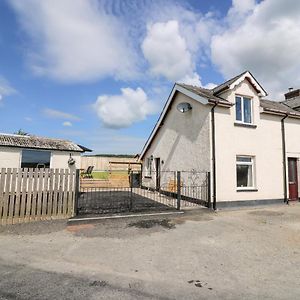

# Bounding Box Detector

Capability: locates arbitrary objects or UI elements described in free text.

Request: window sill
[237,188,258,192]
[234,122,257,128]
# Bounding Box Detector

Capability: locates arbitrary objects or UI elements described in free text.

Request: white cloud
[227,0,256,20]
[94,87,157,128]
[203,82,218,90]
[25,117,32,122]
[211,0,300,98]
[62,121,72,127]
[11,0,300,99]
[178,73,201,86]
[0,76,16,102]
[43,108,80,121]
[10,0,137,82]
[142,20,201,83]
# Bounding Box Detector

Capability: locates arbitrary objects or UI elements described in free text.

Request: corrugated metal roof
[0,134,85,152]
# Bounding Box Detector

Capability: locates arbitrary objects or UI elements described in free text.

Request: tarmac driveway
[0,203,300,299]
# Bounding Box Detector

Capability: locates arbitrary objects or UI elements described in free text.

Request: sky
[1,0,300,154]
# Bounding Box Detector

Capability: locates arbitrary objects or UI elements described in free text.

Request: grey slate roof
[212,71,248,95]
[179,71,300,118]
[0,134,86,152]
[283,98,300,110]
[177,83,232,105]
[212,70,268,97]
[180,74,300,117]
[260,99,300,116]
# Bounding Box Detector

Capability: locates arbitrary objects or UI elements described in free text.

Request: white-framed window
[235,95,252,124]
[146,157,152,176]
[236,156,255,189]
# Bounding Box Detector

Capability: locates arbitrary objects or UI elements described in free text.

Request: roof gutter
[262,107,300,119]
[208,99,233,107]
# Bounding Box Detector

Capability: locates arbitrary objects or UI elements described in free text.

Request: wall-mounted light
[68,153,76,166]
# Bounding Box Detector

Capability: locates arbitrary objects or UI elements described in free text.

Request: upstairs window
[235,96,252,124]
[21,149,51,168]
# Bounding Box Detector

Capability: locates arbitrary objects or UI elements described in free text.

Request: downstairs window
[236,156,255,189]
[146,157,152,176]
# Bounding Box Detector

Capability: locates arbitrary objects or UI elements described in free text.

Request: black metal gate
[76,171,210,216]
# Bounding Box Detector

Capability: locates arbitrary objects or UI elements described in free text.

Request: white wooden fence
[0,168,79,225]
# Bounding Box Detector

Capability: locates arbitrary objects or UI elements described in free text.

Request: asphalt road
[0,204,300,299]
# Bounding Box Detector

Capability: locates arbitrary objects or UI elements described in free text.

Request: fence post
[177,171,181,210]
[207,172,211,209]
[74,169,80,216]
[129,171,133,211]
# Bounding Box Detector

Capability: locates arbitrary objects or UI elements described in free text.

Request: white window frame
[146,157,152,176]
[236,155,256,190]
[235,95,253,124]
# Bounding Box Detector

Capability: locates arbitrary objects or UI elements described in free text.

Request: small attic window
[235,96,252,124]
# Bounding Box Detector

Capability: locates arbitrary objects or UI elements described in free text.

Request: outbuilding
[0,133,91,170]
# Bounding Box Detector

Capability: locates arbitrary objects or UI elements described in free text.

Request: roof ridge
[212,70,248,93]
[0,133,86,152]
[0,133,72,143]
[176,83,213,91]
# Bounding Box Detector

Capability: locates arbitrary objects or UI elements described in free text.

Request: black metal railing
[77,170,210,215]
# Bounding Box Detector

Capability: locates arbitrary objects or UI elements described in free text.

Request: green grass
[91,171,128,180]
[91,171,109,180]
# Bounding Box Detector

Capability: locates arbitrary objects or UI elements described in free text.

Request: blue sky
[0,0,299,154]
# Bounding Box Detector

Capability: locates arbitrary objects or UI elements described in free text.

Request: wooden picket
[0,168,77,225]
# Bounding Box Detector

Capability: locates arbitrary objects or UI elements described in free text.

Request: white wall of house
[50,151,81,170]
[284,117,300,197]
[143,92,211,172]
[215,79,300,203]
[0,147,81,170]
[0,147,21,168]
[142,92,211,188]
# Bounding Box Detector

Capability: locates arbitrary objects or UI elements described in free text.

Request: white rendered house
[140,71,300,208]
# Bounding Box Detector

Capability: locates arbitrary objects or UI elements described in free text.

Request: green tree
[14,129,29,136]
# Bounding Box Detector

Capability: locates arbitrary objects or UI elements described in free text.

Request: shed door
[288,158,298,200]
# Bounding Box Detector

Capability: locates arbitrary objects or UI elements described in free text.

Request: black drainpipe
[211,101,218,210]
[281,114,288,204]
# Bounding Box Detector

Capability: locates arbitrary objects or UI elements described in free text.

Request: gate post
[129,171,133,211]
[177,171,181,210]
[74,169,80,216]
[207,172,211,209]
